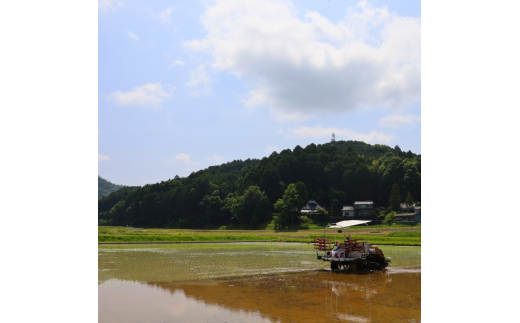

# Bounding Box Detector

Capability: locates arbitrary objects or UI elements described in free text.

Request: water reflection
[100,270,420,323]
[99,243,420,322]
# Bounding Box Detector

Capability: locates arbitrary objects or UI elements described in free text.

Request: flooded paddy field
[99,243,420,322]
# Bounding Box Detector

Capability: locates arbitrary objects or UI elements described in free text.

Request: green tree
[294,181,308,209]
[405,191,414,207]
[200,190,224,224]
[353,165,370,201]
[404,162,421,202]
[382,211,396,226]
[380,157,405,205]
[274,184,301,227]
[394,145,402,156]
[312,207,330,223]
[389,183,401,211]
[225,185,270,227]
[259,165,281,204]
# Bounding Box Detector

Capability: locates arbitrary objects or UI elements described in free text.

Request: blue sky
[98,0,421,186]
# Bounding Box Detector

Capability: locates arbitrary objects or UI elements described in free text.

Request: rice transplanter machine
[313,220,391,271]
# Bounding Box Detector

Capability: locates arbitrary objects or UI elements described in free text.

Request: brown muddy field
[99,243,420,323]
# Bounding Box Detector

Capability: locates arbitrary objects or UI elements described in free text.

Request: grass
[387,231,421,237]
[98,225,421,245]
[99,233,278,243]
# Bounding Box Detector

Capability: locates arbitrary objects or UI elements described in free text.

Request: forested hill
[98,142,420,228]
[206,158,260,174]
[325,140,419,160]
[98,176,126,199]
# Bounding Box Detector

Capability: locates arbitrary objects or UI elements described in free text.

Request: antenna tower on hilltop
[331,133,336,145]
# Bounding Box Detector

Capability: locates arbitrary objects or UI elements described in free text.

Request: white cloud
[185,0,420,121]
[265,144,278,153]
[169,153,191,165]
[156,7,174,24]
[172,60,186,66]
[108,82,172,108]
[379,114,421,129]
[187,65,212,87]
[127,31,140,41]
[285,124,394,144]
[168,153,200,166]
[98,154,110,161]
[99,0,123,14]
[187,65,213,95]
[206,155,226,163]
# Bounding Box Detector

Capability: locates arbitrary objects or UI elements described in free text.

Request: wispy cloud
[172,60,186,67]
[187,65,212,95]
[108,82,172,108]
[206,155,226,163]
[127,31,140,41]
[379,114,421,129]
[98,154,110,161]
[285,125,394,144]
[99,0,123,14]
[168,153,200,165]
[155,7,174,24]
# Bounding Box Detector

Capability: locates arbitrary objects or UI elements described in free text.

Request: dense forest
[98,176,126,199]
[98,140,420,228]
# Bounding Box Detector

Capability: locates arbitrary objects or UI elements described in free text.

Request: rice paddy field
[98,242,421,285]
[99,242,421,322]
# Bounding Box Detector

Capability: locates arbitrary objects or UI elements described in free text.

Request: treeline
[98,141,420,228]
[98,176,126,199]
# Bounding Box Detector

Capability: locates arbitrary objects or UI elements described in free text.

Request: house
[342,201,375,217]
[400,203,415,212]
[341,205,354,217]
[300,199,322,214]
[394,213,416,223]
[354,201,375,217]
[395,205,421,224]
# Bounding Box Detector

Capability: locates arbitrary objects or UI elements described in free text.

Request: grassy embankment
[98,225,421,246]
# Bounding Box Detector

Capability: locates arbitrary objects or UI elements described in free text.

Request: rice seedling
[98,243,421,286]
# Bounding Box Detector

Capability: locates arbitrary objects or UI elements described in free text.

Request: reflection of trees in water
[325,273,393,299]
[141,271,419,323]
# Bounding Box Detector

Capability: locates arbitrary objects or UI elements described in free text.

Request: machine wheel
[330,262,338,270]
[350,263,357,271]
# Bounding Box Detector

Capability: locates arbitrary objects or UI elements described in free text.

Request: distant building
[301,199,323,214]
[354,201,375,217]
[395,205,421,224]
[342,201,375,217]
[400,203,415,212]
[341,205,354,217]
[394,213,416,224]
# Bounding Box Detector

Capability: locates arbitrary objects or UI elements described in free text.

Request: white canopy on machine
[327,220,371,228]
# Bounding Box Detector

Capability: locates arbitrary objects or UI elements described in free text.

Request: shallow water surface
[99,243,420,322]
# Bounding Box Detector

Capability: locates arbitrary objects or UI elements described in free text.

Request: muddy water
[99,243,420,322]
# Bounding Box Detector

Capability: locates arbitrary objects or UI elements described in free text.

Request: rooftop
[394,213,417,217]
[354,201,374,205]
[301,199,322,211]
